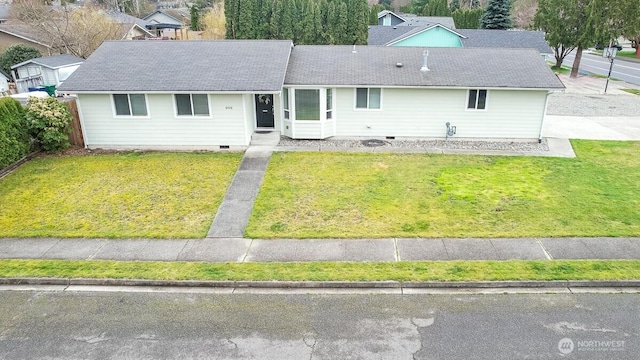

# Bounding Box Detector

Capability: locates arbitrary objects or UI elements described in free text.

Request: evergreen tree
[424,0,451,16]
[452,8,484,28]
[480,0,512,29]
[190,5,202,31]
[224,0,239,38]
[335,2,349,43]
[369,4,382,25]
[449,0,460,12]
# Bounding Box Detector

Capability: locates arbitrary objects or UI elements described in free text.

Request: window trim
[112,93,150,118]
[466,89,488,111]
[354,88,382,111]
[173,93,211,118]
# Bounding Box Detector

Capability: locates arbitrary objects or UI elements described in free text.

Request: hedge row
[0,97,31,169]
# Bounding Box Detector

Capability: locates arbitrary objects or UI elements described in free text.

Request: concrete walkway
[2,237,640,262]
[207,146,273,238]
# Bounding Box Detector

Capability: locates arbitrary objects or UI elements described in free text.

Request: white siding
[42,68,57,85]
[334,88,548,139]
[78,93,250,149]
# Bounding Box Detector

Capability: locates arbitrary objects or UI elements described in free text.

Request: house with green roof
[57,40,564,150]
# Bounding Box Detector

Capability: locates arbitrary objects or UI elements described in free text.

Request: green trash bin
[43,84,56,96]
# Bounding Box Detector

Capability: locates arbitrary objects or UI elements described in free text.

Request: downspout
[538,91,552,142]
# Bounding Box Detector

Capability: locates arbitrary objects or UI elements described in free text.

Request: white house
[57,40,564,150]
[11,54,84,94]
[0,69,10,93]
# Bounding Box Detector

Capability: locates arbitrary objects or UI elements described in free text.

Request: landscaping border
[0,151,39,180]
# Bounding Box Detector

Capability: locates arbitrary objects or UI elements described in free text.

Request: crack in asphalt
[224,338,238,350]
[303,333,317,360]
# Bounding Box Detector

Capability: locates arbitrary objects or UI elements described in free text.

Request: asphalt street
[0,289,638,359]
[563,51,640,85]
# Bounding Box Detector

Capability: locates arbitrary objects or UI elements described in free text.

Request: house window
[355,88,381,109]
[114,94,147,116]
[326,88,333,120]
[175,94,209,116]
[467,89,487,110]
[295,89,320,120]
[283,88,290,120]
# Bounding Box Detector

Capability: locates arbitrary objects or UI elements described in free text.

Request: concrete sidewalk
[2,237,640,262]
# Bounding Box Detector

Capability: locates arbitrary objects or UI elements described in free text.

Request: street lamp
[603,42,618,93]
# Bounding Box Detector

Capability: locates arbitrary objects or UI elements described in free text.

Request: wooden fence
[63,98,85,147]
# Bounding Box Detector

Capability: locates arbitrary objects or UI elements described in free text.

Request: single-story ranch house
[57,40,564,150]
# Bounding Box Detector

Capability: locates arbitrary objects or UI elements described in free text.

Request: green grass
[622,88,640,95]
[550,65,570,74]
[1,259,639,281]
[0,152,242,238]
[246,140,640,238]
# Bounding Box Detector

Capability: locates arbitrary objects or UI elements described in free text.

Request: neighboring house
[11,54,84,93]
[57,41,564,150]
[370,24,466,47]
[368,26,553,58]
[143,9,185,38]
[0,68,9,93]
[0,4,10,24]
[106,11,155,40]
[0,23,57,55]
[378,10,456,29]
[378,10,406,26]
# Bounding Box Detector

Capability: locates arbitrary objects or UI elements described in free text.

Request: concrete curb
[1,278,640,289]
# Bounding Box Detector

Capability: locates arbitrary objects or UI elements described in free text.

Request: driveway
[543,74,640,140]
[543,115,640,140]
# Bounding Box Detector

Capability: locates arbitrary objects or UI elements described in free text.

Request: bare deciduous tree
[11,0,124,58]
[200,2,225,39]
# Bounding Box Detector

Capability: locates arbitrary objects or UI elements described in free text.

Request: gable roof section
[285,46,564,89]
[458,29,553,54]
[0,22,52,48]
[377,10,406,22]
[143,10,183,25]
[368,26,417,46]
[385,24,466,46]
[11,54,84,70]
[58,40,293,93]
[106,10,151,28]
[397,15,456,29]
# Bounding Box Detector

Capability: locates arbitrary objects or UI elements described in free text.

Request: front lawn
[246,140,640,238]
[0,152,242,238]
[1,259,639,282]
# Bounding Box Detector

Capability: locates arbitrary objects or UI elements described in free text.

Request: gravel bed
[547,93,640,116]
[278,137,549,152]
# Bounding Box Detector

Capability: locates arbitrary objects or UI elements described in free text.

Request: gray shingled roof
[368,26,418,46]
[397,15,456,29]
[58,40,293,92]
[459,29,553,54]
[106,10,150,28]
[284,46,564,89]
[12,54,84,70]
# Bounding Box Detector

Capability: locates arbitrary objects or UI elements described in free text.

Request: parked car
[595,43,623,51]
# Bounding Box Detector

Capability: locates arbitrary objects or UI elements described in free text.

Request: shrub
[0,44,41,76]
[0,97,31,168]
[25,97,71,152]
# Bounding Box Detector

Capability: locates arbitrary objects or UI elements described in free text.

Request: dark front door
[255,94,274,128]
